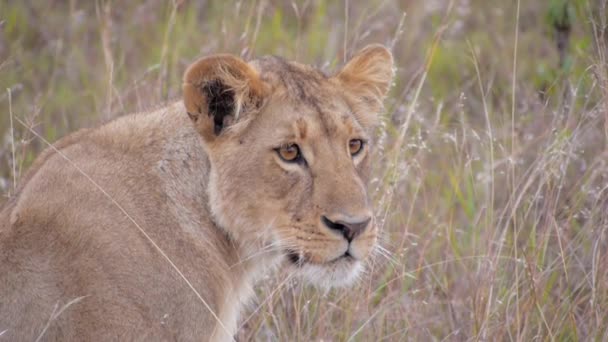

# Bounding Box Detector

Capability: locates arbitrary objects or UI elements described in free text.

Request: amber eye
[277,143,301,162]
[349,139,364,156]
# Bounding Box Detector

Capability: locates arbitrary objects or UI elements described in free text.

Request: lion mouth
[287,250,303,265]
[286,250,355,267]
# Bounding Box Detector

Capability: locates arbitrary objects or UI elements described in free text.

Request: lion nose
[321,215,371,242]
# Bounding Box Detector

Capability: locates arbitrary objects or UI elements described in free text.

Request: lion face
[182,46,394,287]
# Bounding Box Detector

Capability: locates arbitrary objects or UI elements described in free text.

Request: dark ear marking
[202,79,235,135]
[183,54,267,141]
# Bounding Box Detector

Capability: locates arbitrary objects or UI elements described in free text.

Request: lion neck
[152,102,280,336]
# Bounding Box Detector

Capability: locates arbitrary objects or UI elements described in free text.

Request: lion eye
[349,139,364,156]
[278,143,301,162]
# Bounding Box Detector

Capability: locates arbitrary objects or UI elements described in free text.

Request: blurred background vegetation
[1,0,608,340]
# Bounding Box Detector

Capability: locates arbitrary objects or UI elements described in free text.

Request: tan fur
[0,45,393,341]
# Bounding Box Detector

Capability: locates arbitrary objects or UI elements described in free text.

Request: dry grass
[1,0,607,340]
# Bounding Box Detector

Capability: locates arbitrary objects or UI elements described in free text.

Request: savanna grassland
[1,0,608,340]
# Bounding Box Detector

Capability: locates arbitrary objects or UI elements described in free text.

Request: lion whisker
[373,244,399,267]
[229,244,286,269]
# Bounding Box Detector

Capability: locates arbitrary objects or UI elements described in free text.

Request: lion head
[182,45,394,287]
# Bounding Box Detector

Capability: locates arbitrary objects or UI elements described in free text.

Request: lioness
[0,44,393,341]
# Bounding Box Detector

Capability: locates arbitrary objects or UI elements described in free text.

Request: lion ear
[336,44,394,117]
[183,54,267,142]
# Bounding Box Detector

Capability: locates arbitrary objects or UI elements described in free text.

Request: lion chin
[301,260,364,289]
[286,251,364,288]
